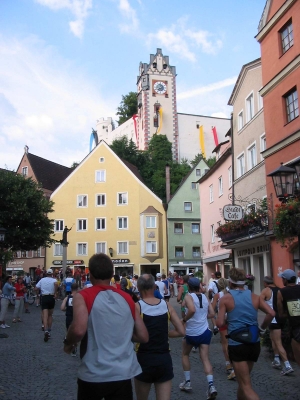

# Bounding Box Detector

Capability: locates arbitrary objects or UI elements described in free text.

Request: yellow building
[46,140,167,277]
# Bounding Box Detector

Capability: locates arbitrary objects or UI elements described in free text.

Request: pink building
[198,138,232,283]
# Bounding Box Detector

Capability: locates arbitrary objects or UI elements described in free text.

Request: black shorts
[41,295,55,310]
[77,379,132,400]
[269,322,284,330]
[66,316,73,330]
[228,342,260,363]
[135,353,173,383]
[291,326,300,343]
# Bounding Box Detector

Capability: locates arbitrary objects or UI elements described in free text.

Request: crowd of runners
[1,258,300,400]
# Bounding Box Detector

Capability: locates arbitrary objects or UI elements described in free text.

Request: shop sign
[52,260,84,265]
[236,244,270,257]
[111,259,130,264]
[223,205,243,221]
[9,261,25,265]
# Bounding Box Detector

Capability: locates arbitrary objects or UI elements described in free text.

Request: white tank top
[265,289,276,324]
[185,293,209,336]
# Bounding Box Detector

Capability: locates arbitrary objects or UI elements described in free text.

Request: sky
[0,0,266,170]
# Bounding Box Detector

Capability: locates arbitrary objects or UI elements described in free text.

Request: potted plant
[273,196,300,246]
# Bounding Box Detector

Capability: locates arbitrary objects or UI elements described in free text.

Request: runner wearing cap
[277,269,300,366]
[180,277,217,399]
[35,268,58,342]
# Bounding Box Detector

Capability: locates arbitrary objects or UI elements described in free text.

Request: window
[99,157,105,163]
[228,166,232,188]
[118,192,128,205]
[78,195,87,207]
[22,166,28,176]
[211,225,215,243]
[54,243,63,256]
[54,220,64,232]
[196,169,201,177]
[174,223,183,234]
[95,170,106,182]
[192,247,200,257]
[246,93,254,122]
[280,20,293,54]
[96,218,106,230]
[209,185,214,203]
[146,241,157,253]
[118,241,128,254]
[146,216,156,228]
[77,243,87,255]
[238,111,243,131]
[96,242,106,253]
[34,248,42,257]
[191,182,197,190]
[217,221,221,241]
[284,88,299,123]
[118,217,128,229]
[96,194,106,206]
[184,202,192,212]
[260,134,266,153]
[257,92,263,110]
[248,144,257,170]
[175,246,184,257]
[77,219,87,231]
[191,223,200,234]
[237,153,245,177]
[218,176,223,196]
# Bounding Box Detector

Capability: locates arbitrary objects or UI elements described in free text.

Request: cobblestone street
[0,297,299,400]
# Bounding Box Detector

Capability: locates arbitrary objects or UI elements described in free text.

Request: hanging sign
[223,205,243,221]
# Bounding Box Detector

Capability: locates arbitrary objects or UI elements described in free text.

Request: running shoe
[213,327,219,335]
[41,325,44,331]
[271,360,281,369]
[206,385,217,399]
[227,370,236,380]
[4,324,10,328]
[44,332,49,342]
[280,365,294,376]
[179,381,192,391]
[226,364,233,373]
[0,324,6,329]
[192,347,197,353]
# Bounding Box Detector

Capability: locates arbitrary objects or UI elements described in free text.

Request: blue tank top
[227,289,259,346]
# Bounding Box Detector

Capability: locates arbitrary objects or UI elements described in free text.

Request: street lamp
[267,163,296,199]
[268,161,300,263]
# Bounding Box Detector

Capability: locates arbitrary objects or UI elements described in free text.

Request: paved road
[0,297,299,400]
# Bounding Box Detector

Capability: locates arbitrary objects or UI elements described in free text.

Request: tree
[116,92,138,125]
[0,170,55,252]
[190,153,216,169]
[70,162,79,169]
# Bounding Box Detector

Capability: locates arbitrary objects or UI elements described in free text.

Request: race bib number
[68,297,73,307]
[287,299,300,317]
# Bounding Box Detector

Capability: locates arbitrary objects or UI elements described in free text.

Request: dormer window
[22,167,28,176]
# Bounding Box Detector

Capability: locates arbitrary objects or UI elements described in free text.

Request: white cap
[156,273,162,278]
[47,268,53,274]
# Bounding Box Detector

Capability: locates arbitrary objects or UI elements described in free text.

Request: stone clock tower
[136,48,179,161]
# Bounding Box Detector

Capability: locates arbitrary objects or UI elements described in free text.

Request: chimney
[166,164,170,203]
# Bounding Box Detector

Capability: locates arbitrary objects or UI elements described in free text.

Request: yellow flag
[157,107,163,134]
[199,125,206,158]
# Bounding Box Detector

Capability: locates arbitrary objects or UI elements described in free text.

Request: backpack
[120,277,128,291]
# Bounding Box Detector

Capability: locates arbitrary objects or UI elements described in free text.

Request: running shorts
[135,353,173,383]
[291,326,300,343]
[41,295,55,310]
[269,322,284,330]
[185,328,212,347]
[228,342,260,362]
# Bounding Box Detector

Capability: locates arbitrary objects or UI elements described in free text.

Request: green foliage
[70,162,79,169]
[116,92,138,125]
[0,170,55,251]
[110,136,147,171]
[190,153,216,169]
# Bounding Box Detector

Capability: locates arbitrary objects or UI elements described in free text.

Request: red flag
[212,126,219,147]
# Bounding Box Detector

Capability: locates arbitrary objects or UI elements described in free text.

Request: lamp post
[268,161,300,263]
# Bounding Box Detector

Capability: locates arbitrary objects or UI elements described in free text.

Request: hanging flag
[199,125,206,158]
[157,107,163,134]
[212,126,219,147]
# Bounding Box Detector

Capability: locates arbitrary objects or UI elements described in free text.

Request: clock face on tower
[153,81,167,95]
